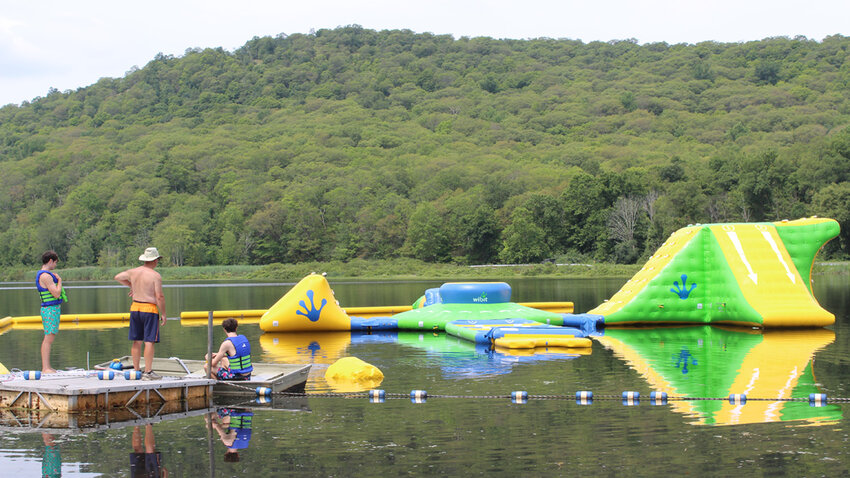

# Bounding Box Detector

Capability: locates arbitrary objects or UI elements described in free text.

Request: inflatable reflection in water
[259,330,587,383]
[596,326,840,426]
[258,275,595,347]
[579,217,839,328]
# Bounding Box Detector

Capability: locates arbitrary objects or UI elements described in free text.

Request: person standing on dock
[36,250,65,374]
[115,247,166,381]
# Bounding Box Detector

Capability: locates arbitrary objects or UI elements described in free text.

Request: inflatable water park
[258,274,594,348]
[0,217,841,426]
[256,217,839,342]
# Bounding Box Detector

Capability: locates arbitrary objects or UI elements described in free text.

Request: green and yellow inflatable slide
[588,217,838,327]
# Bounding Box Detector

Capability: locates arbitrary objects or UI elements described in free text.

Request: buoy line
[210,381,847,406]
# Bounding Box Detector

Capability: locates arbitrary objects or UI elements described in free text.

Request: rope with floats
[210,381,845,407]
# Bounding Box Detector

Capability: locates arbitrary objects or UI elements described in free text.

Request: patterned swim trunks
[40,304,60,335]
[217,367,235,380]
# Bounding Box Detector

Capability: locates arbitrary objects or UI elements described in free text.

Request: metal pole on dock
[206,311,213,379]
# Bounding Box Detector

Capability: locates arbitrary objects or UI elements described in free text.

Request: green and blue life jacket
[228,409,253,449]
[226,335,253,375]
[36,270,63,307]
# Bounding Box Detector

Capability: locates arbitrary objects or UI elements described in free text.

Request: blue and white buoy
[23,371,42,380]
[124,370,143,380]
[256,395,271,405]
[622,391,640,406]
[650,391,668,406]
[511,391,528,404]
[369,389,386,403]
[98,370,115,380]
[410,389,427,403]
[728,393,747,405]
[809,393,828,407]
[576,390,593,405]
[255,387,272,397]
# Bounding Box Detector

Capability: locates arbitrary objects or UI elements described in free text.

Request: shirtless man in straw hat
[115,247,166,380]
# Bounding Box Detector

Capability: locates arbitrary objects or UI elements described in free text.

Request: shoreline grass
[3,259,847,282]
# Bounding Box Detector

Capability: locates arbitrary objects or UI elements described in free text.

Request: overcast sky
[2,0,849,107]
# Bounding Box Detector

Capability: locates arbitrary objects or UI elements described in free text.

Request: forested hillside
[2,26,850,268]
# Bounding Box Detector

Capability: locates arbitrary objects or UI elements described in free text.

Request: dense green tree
[499,207,549,263]
[1,29,850,267]
[811,182,850,257]
[404,203,452,263]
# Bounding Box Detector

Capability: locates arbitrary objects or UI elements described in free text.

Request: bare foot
[42,368,57,374]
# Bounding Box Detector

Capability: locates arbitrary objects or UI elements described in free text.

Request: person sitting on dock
[114,247,166,381]
[206,318,253,380]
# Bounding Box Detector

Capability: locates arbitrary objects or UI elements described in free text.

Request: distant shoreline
[2,259,846,282]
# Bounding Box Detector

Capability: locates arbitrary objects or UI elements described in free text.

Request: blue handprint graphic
[297,290,326,322]
[674,347,698,374]
[671,274,696,299]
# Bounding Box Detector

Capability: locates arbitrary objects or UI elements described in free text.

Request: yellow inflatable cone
[259,273,352,332]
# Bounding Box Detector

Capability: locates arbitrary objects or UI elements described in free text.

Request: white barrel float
[24,371,42,380]
[622,391,640,406]
[728,394,747,405]
[438,282,511,304]
[124,370,143,380]
[809,393,827,407]
[256,387,272,397]
[410,390,428,403]
[98,370,115,380]
[576,390,593,405]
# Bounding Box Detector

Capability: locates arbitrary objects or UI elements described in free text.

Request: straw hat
[139,247,162,262]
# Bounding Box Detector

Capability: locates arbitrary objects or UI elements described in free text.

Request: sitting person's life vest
[226,335,253,375]
[228,409,253,450]
[36,271,64,307]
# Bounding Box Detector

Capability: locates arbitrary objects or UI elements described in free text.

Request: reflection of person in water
[130,424,168,477]
[42,432,61,478]
[206,408,253,462]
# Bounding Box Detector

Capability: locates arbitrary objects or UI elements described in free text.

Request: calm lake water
[1,275,849,476]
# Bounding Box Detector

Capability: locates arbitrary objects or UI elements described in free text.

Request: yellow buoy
[324,356,384,392]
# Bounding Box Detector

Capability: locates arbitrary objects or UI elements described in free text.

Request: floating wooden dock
[0,370,214,413]
[96,356,311,395]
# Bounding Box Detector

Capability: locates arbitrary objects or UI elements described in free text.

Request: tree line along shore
[1,259,846,282]
[2,27,850,270]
